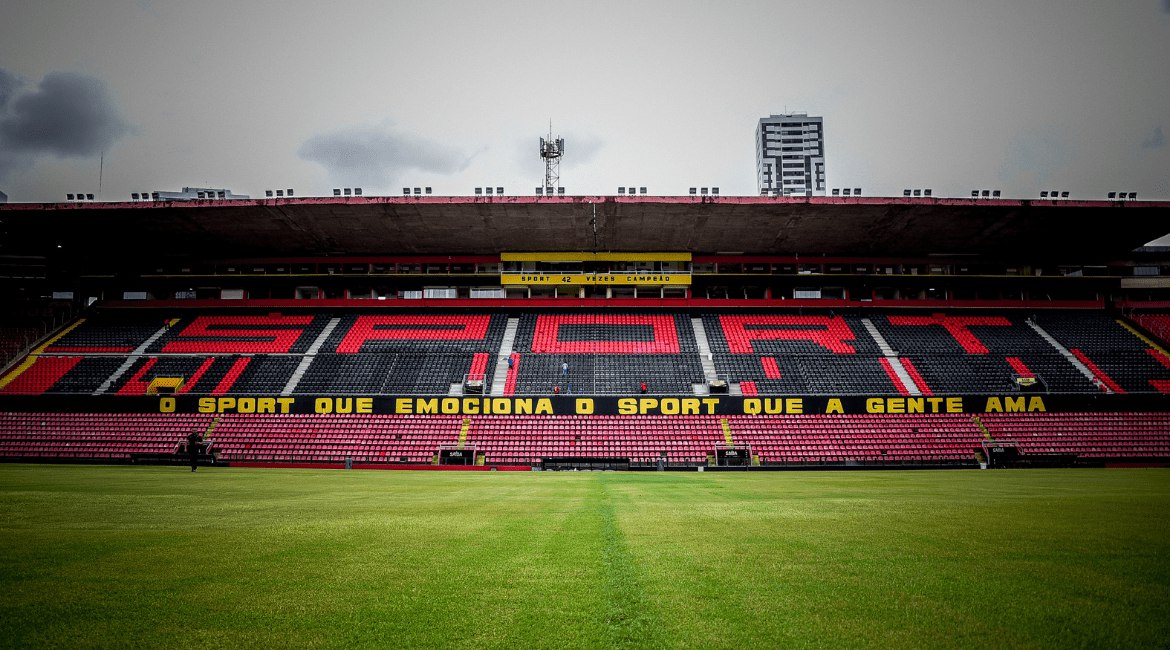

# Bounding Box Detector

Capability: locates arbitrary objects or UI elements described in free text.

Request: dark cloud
[0,69,21,109]
[0,69,132,182]
[0,71,132,157]
[1142,125,1165,149]
[298,124,471,188]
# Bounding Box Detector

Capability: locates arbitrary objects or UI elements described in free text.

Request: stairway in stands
[490,318,519,396]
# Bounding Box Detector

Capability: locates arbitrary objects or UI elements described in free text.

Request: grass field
[1,466,1168,649]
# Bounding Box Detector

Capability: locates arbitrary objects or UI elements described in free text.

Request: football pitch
[1,466,1168,648]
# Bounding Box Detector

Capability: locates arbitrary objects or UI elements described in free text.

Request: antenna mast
[538,122,564,192]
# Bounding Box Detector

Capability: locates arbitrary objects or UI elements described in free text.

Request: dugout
[542,456,630,471]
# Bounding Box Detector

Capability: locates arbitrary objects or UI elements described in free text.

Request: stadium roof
[1,196,1167,263]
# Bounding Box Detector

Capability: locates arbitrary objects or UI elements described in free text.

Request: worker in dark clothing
[187,430,203,472]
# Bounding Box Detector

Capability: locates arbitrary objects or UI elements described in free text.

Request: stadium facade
[0,194,1168,470]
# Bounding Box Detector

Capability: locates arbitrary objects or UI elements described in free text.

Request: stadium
[1,193,1169,646]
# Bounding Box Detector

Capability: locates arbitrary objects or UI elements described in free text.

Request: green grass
[1,466,1168,649]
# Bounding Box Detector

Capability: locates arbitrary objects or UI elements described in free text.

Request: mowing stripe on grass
[597,476,663,649]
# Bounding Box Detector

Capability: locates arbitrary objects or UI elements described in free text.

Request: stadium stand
[509,314,705,394]
[1034,313,1170,393]
[1,195,1168,470]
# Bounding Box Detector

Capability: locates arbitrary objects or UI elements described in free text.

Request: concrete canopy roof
[1,196,1166,263]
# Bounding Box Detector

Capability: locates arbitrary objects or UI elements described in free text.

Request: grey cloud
[0,69,21,109]
[998,125,1072,190]
[1142,125,1165,149]
[0,71,132,157]
[298,124,471,188]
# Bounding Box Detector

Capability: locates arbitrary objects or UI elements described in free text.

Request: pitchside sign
[2,394,1169,415]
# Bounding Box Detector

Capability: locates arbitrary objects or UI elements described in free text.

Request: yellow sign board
[501,273,691,286]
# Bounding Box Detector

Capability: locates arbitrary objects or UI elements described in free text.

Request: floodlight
[971,190,979,198]
[1128,192,1137,199]
[354,188,362,196]
[276,190,284,197]
[287,189,294,196]
[67,194,75,200]
[266,190,274,197]
[992,190,1000,197]
[217,191,225,199]
[132,193,140,200]
[425,187,432,194]
[335,189,342,196]
[689,187,697,195]
[913,189,921,197]
[1060,191,1069,198]
[1040,191,1048,198]
[344,188,352,196]
[404,188,411,195]
[832,189,840,196]
[854,188,861,195]
[982,190,991,198]
[86,194,94,200]
[475,187,482,195]
[557,187,565,195]
[712,187,719,195]
[843,189,851,196]
[618,187,625,194]
[640,187,647,194]
[701,187,708,195]
[904,189,912,197]
[924,189,932,197]
[485,187,493,195]
[414,187,421,195]
[536,187,543,195]
[496,187,503,195]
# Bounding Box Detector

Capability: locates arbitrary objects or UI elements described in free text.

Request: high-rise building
[756,113,825,196]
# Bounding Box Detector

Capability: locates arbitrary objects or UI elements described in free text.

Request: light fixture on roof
[640,187,647,195]
[536,187,544,195]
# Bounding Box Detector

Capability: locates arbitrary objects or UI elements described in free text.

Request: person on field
[187,430,203,472]
[561,361,569,376]
[640,381,648,394]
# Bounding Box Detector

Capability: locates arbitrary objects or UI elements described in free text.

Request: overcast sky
[1,0,1168,209]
